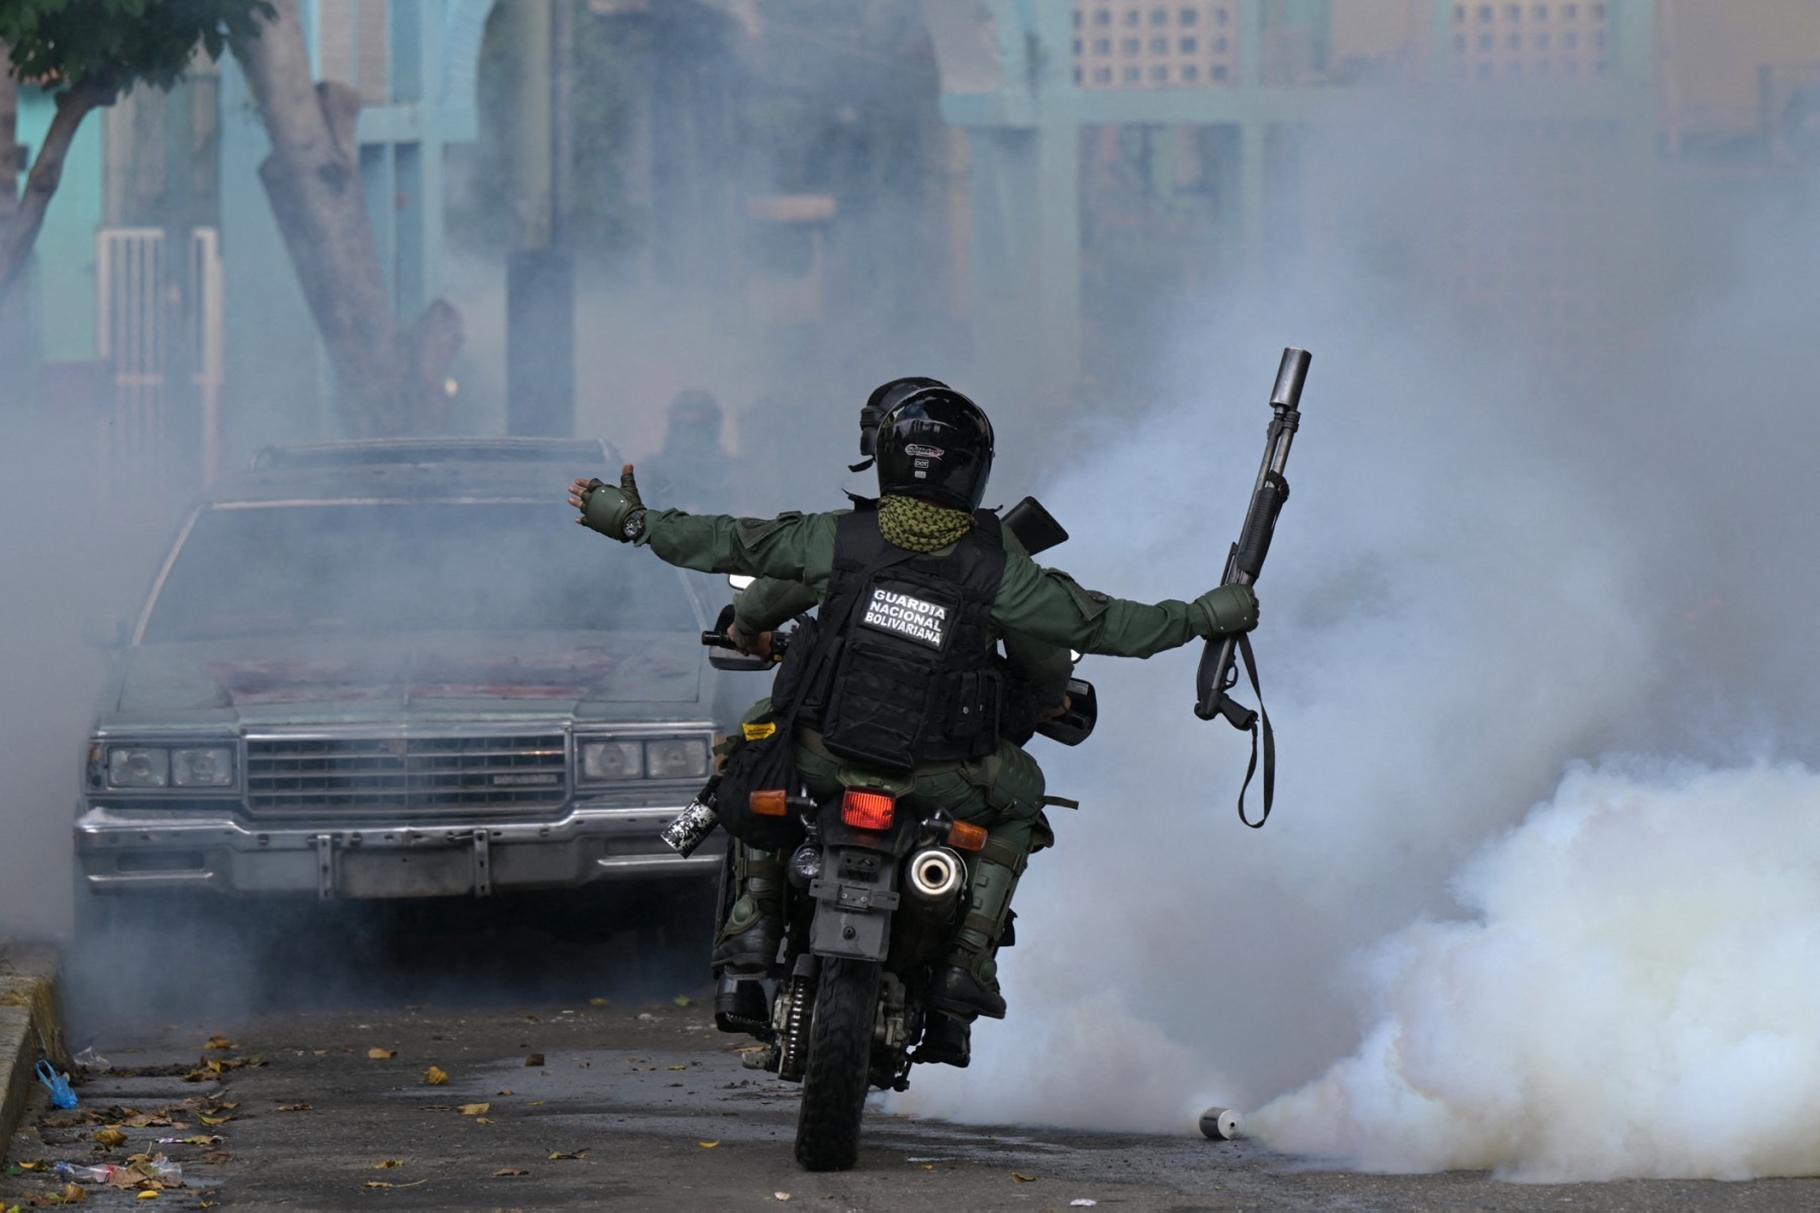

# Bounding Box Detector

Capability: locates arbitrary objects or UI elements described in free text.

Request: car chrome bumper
[74,800,724,899]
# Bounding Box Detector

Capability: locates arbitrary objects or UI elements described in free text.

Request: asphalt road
[7,899,1820,1212]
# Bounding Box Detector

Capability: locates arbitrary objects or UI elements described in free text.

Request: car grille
[244,734,568,818]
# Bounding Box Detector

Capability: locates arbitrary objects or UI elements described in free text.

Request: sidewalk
[0,944,67,1163]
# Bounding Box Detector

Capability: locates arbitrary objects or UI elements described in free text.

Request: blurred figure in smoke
[639,389,742,514]
[569,385,1260,1066]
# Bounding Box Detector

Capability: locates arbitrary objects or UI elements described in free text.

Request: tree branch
[0,76,113,306]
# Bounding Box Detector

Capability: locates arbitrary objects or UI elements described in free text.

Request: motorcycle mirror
[708,650,775,673]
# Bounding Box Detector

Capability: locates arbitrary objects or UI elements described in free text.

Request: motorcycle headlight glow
[645,738,709,780]
[172,747,235,788]
[579,739,644,781]
[106,747,170,788]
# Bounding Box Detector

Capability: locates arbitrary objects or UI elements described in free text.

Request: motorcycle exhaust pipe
[905,847,965,901]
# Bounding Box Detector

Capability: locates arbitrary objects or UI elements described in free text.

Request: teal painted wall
[17,86,102,364]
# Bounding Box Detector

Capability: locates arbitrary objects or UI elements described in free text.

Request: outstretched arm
[571,464,842,586]
[993,549,1257,659]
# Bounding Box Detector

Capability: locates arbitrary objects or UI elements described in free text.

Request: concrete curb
[0,944,66,1163]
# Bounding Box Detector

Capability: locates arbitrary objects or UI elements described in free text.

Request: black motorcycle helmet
[875,387,994,512]
[857,376,946,463]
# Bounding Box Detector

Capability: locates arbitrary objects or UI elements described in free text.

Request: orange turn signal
[750,789,789,817]
[945,821,988,852]
[840,789,896,831]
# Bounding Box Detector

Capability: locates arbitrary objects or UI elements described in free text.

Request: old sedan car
[74,438,730,923]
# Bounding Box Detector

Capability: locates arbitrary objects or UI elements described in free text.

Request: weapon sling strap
[1234,632,1275,829]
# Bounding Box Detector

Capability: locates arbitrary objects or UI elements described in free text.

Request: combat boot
[711,843,785,976]
[927,839,1023,1022]
[914,1011,971,1068]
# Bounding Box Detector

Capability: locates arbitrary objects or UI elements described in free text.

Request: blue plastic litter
[34,1059,77,1109]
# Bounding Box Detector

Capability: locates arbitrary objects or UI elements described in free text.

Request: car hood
[104,631,706,728]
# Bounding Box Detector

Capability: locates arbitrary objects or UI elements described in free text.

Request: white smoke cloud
[1253,759,1820,1181]
[897,79,1820,1184]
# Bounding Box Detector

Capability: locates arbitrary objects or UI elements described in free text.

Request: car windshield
[142,501,698,642]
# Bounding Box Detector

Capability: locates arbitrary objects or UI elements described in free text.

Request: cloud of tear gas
[894,82,1820,1180]
[1251,759,1820,1180]
[0,410,152,942]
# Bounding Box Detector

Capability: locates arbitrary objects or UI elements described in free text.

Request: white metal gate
[95,226,225,490]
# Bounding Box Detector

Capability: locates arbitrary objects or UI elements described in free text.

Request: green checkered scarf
[878,495,973,553]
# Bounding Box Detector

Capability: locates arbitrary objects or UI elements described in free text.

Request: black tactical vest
[793,503,1007,773]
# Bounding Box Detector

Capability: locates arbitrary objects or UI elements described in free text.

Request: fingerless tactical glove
[580,466,648,542]
[1191,583,1259,637]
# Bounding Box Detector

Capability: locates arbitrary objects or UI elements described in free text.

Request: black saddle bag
[714,713,807,852]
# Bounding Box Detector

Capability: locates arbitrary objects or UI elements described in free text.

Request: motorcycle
[660,497,1095,1171]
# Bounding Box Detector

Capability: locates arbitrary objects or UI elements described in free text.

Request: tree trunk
[0,76,111,308]
[1,42,20,221]
[231,0,461,437]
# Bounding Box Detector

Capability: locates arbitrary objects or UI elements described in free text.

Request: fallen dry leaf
[372,1160,403,1170]
[529,1100,545,1106]
[274,1103,312,1113]
[774,1195,791,1203]
[367,1048,396,1060]
[1012,1171,1037,1182]
[697,1140,719,1148]
[136,1191,158,1200]
[493,1167,529,1177]
[672,995,693,1007]
[459,1103,490,1116]
[496,1089,514,1096]
[203,1036,233,1051]
[423,1066,449,1086]
[60,1182,87,1203]
[94,1127,127,1148]
[523,1053,544,1067]
[197,1114,232,1126]
[362,1180,427,1189]
[201,1152,231,1165]
[666,1065,687,1071]
[547,1150,587,1160]
[588,997,608,1006]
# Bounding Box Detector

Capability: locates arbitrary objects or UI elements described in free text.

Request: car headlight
[579,739,644,781]
[96,741,239,791]
[172,747,235,788]
[576,737,711,784]
[106,746,170,788]
[646,738,709,780]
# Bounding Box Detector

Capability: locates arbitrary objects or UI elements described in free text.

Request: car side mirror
[83,617,128,650]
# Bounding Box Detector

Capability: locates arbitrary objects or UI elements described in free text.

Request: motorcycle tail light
[840,789,895,831]
[946,821,988,852]
[750,789,789,817]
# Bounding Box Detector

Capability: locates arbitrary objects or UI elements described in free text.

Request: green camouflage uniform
[634,506,1224,1009]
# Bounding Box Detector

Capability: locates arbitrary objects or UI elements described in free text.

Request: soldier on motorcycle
[568,387,1258,1042]
[702,376,1077,1066]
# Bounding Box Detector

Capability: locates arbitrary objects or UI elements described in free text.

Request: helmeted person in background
[639,389,741,514]
[568,387,1258,1038]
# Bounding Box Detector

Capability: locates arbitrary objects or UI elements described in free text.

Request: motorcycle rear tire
[793,956,881,1171]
